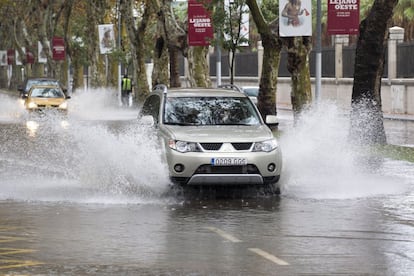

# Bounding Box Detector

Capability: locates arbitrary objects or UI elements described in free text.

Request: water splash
[69,87,137,121]
[278,101,413,199]
[0,88,173,204]
[0,94,25,122]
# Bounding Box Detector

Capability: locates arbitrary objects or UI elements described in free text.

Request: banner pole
[315,0,322,103]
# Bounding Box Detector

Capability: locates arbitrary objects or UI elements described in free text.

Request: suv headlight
[253,138,278,152]
[169,140,201,153]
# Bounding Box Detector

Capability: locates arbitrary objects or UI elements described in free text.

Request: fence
[184,41,414,79]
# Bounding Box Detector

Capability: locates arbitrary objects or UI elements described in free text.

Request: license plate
[211,158,247,166]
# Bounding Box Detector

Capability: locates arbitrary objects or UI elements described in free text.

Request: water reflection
[26,120,39,137]
[25,119,70,137]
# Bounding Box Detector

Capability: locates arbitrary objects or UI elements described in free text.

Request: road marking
[205,227,289,266]
[0,236,25,243]
[0,248,37,255]
[0,260,43,270]
[248,248,290,266]
[205,227,242,243]
[0,226,20,231]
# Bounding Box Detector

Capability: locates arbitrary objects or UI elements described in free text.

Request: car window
[163,96,261,126]
[25,80,60,91]
[243,88,259,97]
[30,87,65,98]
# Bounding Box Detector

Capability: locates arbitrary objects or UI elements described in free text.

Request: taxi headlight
[253,138,278,152]
[27,102,38,109]
[169,140,201,153]
[59,101,68,109]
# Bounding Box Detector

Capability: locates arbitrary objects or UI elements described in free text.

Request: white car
[218,84,259,105]
[139,85,282,193]
[241,86,259,105]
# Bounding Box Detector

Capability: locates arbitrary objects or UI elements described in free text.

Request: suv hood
[162,125,274,142]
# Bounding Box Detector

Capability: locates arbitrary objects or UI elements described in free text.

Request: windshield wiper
[164,122,200,126]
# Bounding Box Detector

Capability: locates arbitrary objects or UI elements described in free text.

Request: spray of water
[69,87,137,121]
[1,91,413,202]
[0,94,26,122]
[0,88,173,204]
[278,101,413,199]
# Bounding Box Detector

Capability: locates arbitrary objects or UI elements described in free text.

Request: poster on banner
[279,0,312,37]
[52,37,65,60]
[0,51,7,66]
[98,24,115,54]
[7,49,15,65]
[38,41,49,63]
[188,0,214,46]
[26,49,35,64]
[327,0,359,35]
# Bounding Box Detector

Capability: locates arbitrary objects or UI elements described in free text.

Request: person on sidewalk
[121,74,133,107]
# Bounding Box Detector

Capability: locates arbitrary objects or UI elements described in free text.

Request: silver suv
[139,85,282,192]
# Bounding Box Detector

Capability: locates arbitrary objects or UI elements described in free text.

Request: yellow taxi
[23,85,71,114]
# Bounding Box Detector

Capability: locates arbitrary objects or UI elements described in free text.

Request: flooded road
[1,91,414,275]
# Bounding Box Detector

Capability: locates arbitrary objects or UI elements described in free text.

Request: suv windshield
[164,96,261,126]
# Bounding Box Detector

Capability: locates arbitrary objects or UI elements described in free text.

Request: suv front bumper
[166,148,282,186]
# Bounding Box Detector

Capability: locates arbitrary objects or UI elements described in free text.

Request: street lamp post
[216,31,221,87]
[117,0,122,105]
[315,0,322,103]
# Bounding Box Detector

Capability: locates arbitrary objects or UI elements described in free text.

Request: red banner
[188,0,214,46]
[327,0,359,35]
[52,37,65,60]
[26,49,35,64]
[7,49,15,65]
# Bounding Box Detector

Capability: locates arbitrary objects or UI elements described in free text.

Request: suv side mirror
[265,115,279,126]
[139,115,155,126]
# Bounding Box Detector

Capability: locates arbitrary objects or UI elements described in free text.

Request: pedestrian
[121,74,132,107]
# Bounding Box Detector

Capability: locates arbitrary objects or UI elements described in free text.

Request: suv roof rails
[218,84,244,93]
[153,84,168,93]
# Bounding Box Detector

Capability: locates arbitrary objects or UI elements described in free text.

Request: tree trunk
[152,35,170,86]
[86,0,106,88]
[72,62,84,92]
[187,46,211,88]
[350,0,399,145]
[121,0,152,102]
[257,31,282,119]
[169,46,181,87]
[245,0,282,119]
[152,1,170,87]
[157,0,188,88]
[284,36,312,118]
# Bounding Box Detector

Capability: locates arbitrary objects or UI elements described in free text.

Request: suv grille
[199,142,253,151]
[231,143,252,150]
[194,164,260,174]
[200,143,222,151]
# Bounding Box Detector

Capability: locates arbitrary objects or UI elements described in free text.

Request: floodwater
[0,90,413,275]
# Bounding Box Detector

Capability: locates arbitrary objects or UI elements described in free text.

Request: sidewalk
[383,113,414,121]
[2,88,414,121]
[277,105,414,122]
[0,89,17,97]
